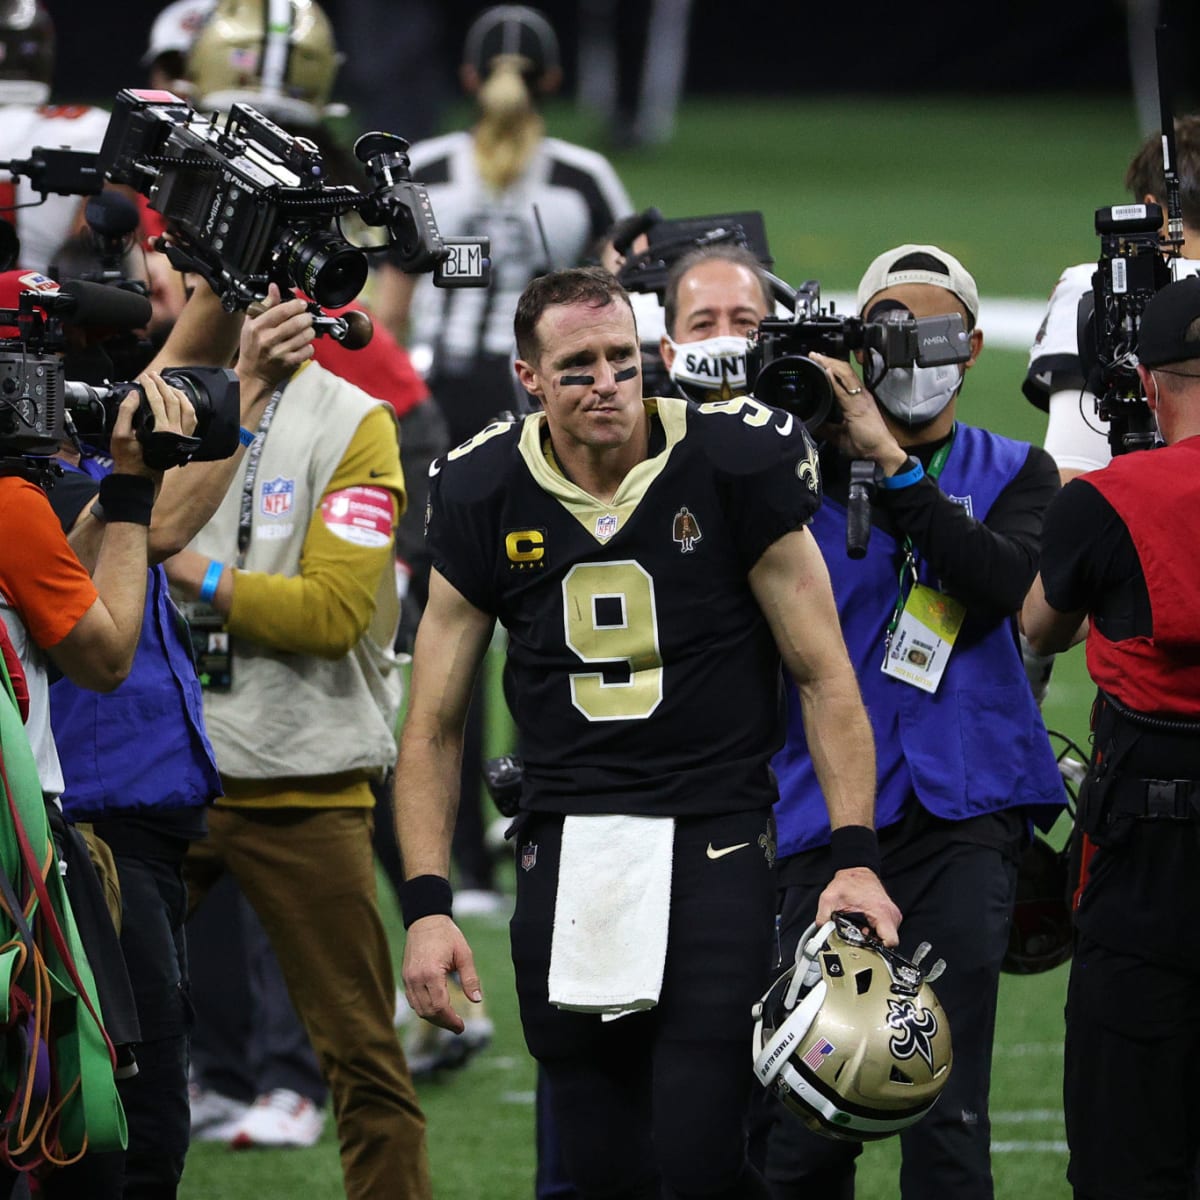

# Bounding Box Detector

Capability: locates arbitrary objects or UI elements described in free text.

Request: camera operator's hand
[238,283,316,402]
[109,371,197,481]
[809,352,908,475]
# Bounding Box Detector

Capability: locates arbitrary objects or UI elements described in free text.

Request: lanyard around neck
[886,423,957,642]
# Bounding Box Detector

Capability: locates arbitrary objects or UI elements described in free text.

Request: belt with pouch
[1105,776,1200,822]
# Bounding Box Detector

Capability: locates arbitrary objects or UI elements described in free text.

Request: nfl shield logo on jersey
[261,477,295,517]
[520,842,538,872]
[594,513,619,541]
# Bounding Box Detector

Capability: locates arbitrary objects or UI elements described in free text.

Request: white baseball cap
[856,243,979,324]
[141,0,215,67]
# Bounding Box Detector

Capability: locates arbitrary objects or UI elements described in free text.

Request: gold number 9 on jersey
[562,561,664,721]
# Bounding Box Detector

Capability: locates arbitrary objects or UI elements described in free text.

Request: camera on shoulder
[747,281,971,429]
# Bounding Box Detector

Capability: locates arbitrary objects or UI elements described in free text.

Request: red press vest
[1083,435,1200,716]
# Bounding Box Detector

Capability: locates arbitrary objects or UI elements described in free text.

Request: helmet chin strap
[783,919,835,1010]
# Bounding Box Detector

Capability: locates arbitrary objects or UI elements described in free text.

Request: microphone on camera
[53,279,152,329]
[846,459,877,559]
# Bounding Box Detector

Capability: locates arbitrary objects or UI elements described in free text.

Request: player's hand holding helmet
[752,913,952,1141]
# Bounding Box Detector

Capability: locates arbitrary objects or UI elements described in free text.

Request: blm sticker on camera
[321,485,394,548]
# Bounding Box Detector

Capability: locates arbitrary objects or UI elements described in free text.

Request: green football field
[178,92,1138,1198]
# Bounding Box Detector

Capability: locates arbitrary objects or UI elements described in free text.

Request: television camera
[1082,20,1187,457]
[96,88,490,316]
[614,210,970,430]
[0,268,238,472]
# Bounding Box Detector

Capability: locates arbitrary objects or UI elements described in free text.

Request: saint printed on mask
[664,334,751,402]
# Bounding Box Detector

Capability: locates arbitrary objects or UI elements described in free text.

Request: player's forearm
[797,671,877,831]
[394,722,464,880]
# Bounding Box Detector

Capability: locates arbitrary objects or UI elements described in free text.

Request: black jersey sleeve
[690,399,823,570]
[424,422,522,613]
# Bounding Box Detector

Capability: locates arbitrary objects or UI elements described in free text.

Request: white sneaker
[228,1088,326,1149]
[189,1084,250,1143]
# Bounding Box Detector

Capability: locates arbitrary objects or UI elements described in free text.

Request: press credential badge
[882,583,966,693]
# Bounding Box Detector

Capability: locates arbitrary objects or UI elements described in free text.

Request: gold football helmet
[753,914,953,1141]
[187,0,341,127]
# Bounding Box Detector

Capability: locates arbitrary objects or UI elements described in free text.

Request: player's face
[518,298,645,453]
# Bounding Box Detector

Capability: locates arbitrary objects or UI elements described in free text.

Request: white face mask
[665,334,751,401]
[873,362,961,427]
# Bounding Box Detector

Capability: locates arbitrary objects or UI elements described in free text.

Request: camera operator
[40,270,293,1197]
[1025,116,1200,483]
[161,291,431,1200]
[761,245,1065,1200]
[0,312,194,1196]
[1022,275,1200,1200]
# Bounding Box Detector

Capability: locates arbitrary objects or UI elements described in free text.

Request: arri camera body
[98,88,490,312]
[748,281,972,430]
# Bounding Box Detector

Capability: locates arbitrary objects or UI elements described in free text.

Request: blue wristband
[198,560,223,604]
[877,457,925,490]
[238,426,257,447]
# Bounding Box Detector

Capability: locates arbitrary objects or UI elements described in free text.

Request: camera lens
[753,356,837,430]
[282,230,369,309]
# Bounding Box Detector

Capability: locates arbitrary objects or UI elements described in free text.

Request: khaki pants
[186,805,430,1200]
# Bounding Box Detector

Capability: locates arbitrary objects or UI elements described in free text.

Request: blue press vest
[772,424,1064,859]
[48,459,221,820]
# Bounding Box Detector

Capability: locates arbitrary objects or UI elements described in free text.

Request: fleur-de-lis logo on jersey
[796,438,820,494]
[886,997,939,1070]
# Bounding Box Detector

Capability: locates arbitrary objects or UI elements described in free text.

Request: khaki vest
[191,363,401,781]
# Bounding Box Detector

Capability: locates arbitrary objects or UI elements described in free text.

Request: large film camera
[98,89,490,312]
[748,281,971,430]
[1084,203,1174,456]
[0,272,238,470]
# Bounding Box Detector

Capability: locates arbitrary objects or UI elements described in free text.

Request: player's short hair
[663,244,773,338]
[514,267,634,362]
[1125,115,1200,230]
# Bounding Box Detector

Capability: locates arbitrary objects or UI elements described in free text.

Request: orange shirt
[0,477,97,648]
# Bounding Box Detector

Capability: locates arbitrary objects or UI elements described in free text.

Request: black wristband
[400,874,453,929]
[829,825,882,876]
[91,473,154,526]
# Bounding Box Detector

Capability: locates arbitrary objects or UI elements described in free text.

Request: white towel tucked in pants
[548,813,674,1017]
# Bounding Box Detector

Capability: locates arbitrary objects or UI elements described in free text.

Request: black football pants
[511,808,776,1200]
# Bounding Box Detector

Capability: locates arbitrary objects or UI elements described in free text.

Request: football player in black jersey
[394,267,898,1199]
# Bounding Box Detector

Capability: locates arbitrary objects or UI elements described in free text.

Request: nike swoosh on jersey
[428,459,442,476]
[706,842,750,860]
[774,412,793,436]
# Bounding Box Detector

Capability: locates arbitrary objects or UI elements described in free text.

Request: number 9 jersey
[425,394,822,818]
